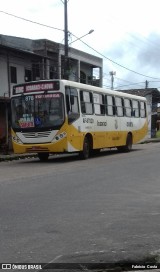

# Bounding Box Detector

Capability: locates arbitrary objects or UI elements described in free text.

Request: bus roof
[60,80,147,101]
[13,79,147,101]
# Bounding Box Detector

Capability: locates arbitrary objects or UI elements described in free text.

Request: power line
[0,10,64,32]
[1,9,160,81]
[71,33,160,80]
[115,80,160,90]
[114,82,146,89]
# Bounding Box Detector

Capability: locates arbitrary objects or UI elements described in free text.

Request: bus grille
[26,147,49,152]
[22,131,52,139]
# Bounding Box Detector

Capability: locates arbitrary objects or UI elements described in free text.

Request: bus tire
[117,133,132,152]
[38,152,49,162]
[79,137,90,159]
[91,149,101,156]
[125,133,132,152]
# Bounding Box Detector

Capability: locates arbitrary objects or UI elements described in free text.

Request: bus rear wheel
[38,152,49,162]
[79,137,90,160]
[125,133,132,152]
[117,134,132,152]
[91,149,101,156]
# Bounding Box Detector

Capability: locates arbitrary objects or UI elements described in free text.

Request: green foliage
[156,130,160,138]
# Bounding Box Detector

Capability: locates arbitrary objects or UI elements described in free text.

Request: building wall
[67,60,93,83]
[0,102,8,150]
[0,103,7,140]
[0,55,8,97]
[59,45,103,86]
[0,53,32,97]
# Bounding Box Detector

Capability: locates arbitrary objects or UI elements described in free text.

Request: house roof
[0,34,103,66]
[0,35,45,58]
[118,88,160,104]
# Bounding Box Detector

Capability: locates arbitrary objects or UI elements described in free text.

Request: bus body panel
[12,119,147,154]
[11,80,148,156]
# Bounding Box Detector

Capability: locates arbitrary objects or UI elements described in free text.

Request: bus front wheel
[38,152,49,162]
[79,137,90,159]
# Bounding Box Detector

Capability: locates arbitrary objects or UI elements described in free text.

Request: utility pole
[145,80,149,89]
[64,0,69,79]
[109,71,116,90]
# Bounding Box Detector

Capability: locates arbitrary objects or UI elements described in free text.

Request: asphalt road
[0,143,160,270]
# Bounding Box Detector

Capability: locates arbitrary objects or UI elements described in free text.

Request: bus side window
[80,91,85,113]
[65,87,80,124]
[80,90,93,114]
[124,98,132,117]
[101,95,105,115]
[66,90,70,113]
[70,90,79,114]
[93,93,105,115]
[115,97,124,117]
[66,87,79,113]
[105,95,114,116]
[132,100,140,117]
[122,98,125,116]
[140,101,146,118]
[112,96,116,115]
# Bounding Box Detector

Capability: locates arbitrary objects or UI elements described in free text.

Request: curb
[0,153,37,162]
[0,139,160,162]
[140,138,160,144]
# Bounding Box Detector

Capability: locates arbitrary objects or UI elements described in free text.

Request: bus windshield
[11,93,64,130]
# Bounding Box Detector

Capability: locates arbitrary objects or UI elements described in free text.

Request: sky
[1,0,160,90]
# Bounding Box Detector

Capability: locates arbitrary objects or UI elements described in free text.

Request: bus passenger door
[93,93,106,148]
[106,95,121,147]
[66,87,81,152]
[114,97,123,146]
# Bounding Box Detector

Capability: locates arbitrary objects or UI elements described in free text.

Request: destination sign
[13,81,60,94]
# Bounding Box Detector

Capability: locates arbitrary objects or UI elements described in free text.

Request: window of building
[50,66,57,79]
[80,90,93,114]
[32,63,40,81]
[25,69,32,82]
[80,71,87,84]
[80,71,86,84]
[93,93,105,115]
[10,66,17,83]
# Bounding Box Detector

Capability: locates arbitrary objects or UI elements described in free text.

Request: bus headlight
[12,135,23,144]
[51,131,67,143]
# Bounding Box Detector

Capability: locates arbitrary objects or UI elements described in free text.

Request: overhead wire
[71,33,160,80]
[1,9,160,84]
[0,10,64,32]
[114,82,146,90]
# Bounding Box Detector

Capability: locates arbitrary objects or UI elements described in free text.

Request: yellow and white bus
[11,80,148,161]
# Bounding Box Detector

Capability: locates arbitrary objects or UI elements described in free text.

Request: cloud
[101,32,160,89]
